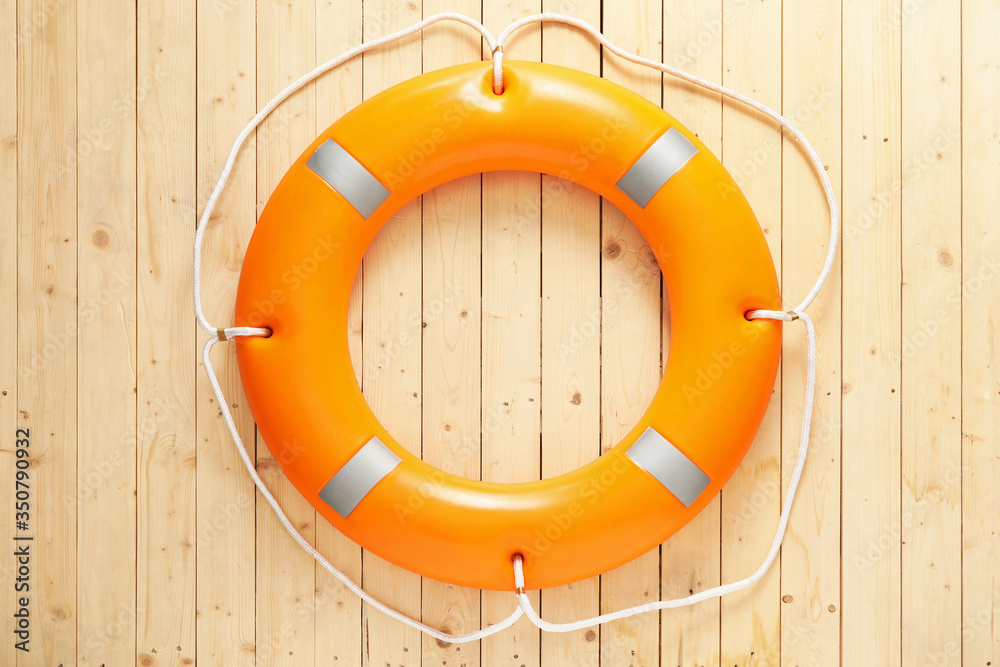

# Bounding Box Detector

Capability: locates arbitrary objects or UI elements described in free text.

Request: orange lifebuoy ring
[235,60,781,591]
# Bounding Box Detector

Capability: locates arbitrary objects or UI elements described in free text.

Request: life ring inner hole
[346,170,672,484]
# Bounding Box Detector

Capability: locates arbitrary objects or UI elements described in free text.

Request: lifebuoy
[235,60,781,591]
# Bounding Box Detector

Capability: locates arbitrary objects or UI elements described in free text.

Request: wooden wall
[1,0,997,665]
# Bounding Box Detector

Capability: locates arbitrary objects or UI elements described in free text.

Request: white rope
[513,311,817,631]
[494,14,839,312]
[193,12,498,336]
[194,12,837,641]
[202,335,524,642]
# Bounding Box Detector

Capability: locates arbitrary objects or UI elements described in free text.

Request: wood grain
[136,0,199,663]
[479,2,543,665]
[780,0,842,665]
[599,1,664,665]
[962,1,1000,665]
[842,0,903,665]
[360,3,424,667]
[539,1,602,665]
[4,2,1000,666]
[77,0,137,663]
[0,0,16,663]
[195,0,257,663]
[660,1,724,664]
[254,1,318,664]
[720,0,782,664]
[16,0,77,664]
[314,0,364,664]
[901,1,962,665]
[420,3,483,664]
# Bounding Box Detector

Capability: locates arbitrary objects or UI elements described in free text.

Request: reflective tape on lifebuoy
[235,60,781,591]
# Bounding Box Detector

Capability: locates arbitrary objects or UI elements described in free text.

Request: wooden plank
[419,4,483,666]
[479,3,543,666]
[537,2,602,666]
[195,0,258,662]
[254,1,317,664]
[719,0,783,663]
[0,0,17,662]
[313,1,364,664]
[660,0,724,663]
[779,0,842,665]
[360,2,424,665]
[900,1,962,666]
[841,0,902,664]
[961,0,1000,664]
[76,0,137,663]
[136,0,199,662]
[16,0,77,663]
[600,1,663,665]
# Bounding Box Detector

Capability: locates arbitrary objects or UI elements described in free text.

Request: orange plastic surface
[235,61,781,591]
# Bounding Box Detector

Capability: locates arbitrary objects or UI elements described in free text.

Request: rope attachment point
[214,326,272,342]
[492,45,505,94]
[512,553,526,594]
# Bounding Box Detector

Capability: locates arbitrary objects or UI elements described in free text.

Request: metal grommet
[217,328,228,341]
[492,44,503,56]
[787,311,800,321]
[515,586,525,596]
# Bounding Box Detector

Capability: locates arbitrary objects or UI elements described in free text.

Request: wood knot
[92,228,110,248]
[436,630,453,649]
[603,240,622,259]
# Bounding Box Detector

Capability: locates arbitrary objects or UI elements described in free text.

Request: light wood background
[1,0,997,664]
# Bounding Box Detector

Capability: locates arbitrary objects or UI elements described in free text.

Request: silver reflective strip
[306,139,391,218]
[615,127,699,208]
[626,427,711,507]
[318,436,402,518]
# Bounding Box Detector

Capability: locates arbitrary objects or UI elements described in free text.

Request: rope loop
[194,12,837,641]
